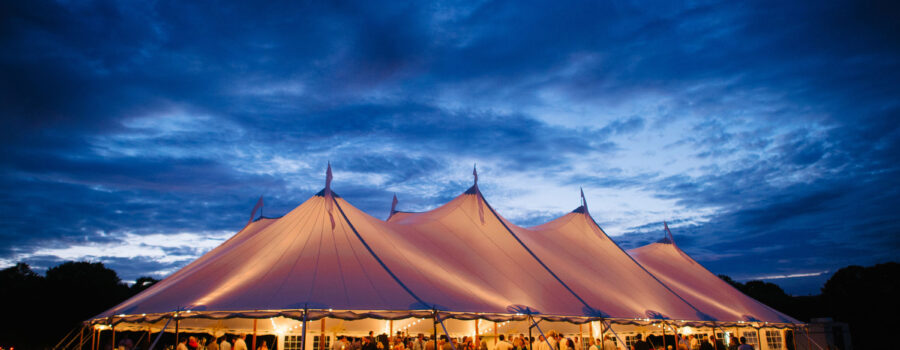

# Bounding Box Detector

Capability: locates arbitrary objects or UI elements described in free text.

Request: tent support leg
[526,316,554,350]
[253,318,258,350]
[432,310,438,350]
[175,317,180,347]
[300,308,309,350]
[756,327,762,350]
[91,327,96,350]
[588,321,594,345]
[80,324,84,350]
[527,317,533,350]
[474,318,479,350]
[600,320,626,349]
[661,322,666,350]
[493,321,498,346]
[111,324,116,350]
[148,315,174,350]
[435,312,458,350]
[390,319,393,344]
[579,323,583,350]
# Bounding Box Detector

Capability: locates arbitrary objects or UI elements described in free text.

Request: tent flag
[391,194,399,214]
[474,165,485,224]
[325,163,336,230]
[248,196,264,225]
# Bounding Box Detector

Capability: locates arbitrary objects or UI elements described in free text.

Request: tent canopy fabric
[628,234,801,324]
[94,171,801,327]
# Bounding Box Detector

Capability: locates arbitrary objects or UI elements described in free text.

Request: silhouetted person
[631,334,650,350]
[736,337,753,350]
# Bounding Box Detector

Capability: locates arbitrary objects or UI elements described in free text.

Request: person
[698,337,713,350]
[601,336,615,350]
[411,334,425,350]
[208,337,219,350]
[234,335,248,350]
[565,339,575,350]
[631,334,650,350]
[736,338,752,350]
[546,333,557,350]
[257,340,269,350]
[177,338,189,350]
[495,335,513,350]
[220,336,233,350]
[366,336,378,350]
[711,335,725,350]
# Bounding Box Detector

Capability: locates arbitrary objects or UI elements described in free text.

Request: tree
[0,263,47,348]
[821,262,900,350]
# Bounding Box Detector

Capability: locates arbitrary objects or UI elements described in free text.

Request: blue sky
[1,0,898,296]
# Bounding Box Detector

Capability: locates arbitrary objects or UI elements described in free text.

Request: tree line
[1,261,896,349]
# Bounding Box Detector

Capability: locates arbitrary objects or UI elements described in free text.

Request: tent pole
[527,316,533,350]
[390,319,394,344]
[301,308,309,350]
[493,321,498,346]
[805,326,811,350]
[80,324,84,350]
[474,318,479,350]
[661,322,666,350]
[175,317,180,347]
[791,327,798,350]
[756,327,762,350]
[112,324,116,350]
[320,318,326,350]
[526,316,554,350]
[435,311,458,350]
[432,310,438,349]
[148,316,173,350]
[672,322,679,350]
[600,320,625,349]
[253,318,258,350]
[91,327,96,350]
[588,321,593,345]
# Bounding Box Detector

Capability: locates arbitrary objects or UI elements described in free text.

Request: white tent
[86,167,803,350]
[627,224,800,325]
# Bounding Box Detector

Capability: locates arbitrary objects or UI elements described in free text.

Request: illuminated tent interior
[84,166,805,350]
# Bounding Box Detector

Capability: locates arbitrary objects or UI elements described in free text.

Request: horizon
[2,0,899,297]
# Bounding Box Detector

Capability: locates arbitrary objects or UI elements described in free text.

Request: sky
[1,0,898,296]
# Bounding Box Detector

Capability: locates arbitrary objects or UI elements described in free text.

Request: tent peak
[314,188,342,198]
[656,221,676,244]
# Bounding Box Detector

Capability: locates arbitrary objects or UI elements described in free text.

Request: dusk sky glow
[1,0,898,296]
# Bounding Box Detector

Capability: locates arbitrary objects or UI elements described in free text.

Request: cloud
[1,0,898,295]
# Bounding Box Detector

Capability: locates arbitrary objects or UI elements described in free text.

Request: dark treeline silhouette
[1,261,896,349]
[719,262,899,350]
[0,261,158,349]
